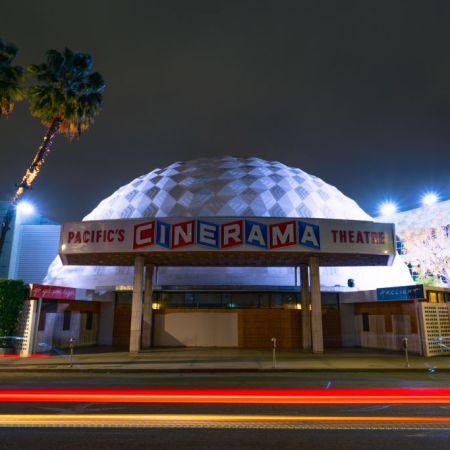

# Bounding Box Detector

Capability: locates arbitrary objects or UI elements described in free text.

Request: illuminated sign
[30,284,77,300]
[377,284,424,301]
[131,218,321,250]
[30,284,95,301]
[59,217,395,260]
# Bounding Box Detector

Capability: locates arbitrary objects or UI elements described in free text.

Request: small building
[340,284,450,356]
[0,201,60,283]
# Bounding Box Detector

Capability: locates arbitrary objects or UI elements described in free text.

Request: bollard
[271,337,277,369]
[69,338,74,368]
[402,336,410,368]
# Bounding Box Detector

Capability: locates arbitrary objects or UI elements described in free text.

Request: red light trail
[0,388,449,404]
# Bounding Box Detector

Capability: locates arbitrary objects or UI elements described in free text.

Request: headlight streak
[0,414,450,430]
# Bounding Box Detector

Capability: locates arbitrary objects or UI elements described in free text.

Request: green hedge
[0,279,26,346]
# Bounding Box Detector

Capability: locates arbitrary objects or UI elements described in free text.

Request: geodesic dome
[45,156,413,289]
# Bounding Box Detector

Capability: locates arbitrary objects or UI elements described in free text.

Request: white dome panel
[45,156,413,290]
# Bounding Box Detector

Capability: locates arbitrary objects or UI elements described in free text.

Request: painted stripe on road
[1,414,450,430]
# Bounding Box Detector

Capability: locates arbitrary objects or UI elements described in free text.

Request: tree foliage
[27,47,105,136]
[0,279,26,346]
[0,38,25,116]
[403,224,450,287]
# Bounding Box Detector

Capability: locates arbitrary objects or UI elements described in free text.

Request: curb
[0,367,446,374]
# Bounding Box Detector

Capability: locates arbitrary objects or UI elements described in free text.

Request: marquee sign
[59,217,396,265]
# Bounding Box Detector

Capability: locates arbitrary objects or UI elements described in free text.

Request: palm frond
[27,46,105,135]
[0,38,25,116]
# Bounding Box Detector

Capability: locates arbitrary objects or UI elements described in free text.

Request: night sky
[1,0,450,223]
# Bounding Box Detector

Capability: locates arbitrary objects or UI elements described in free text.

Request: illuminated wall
[0,201,60,283]
[379,200,450,288]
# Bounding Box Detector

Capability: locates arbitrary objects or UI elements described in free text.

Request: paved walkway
[1,348,449,372]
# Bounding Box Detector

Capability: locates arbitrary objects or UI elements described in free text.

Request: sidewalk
[1,347,449,372]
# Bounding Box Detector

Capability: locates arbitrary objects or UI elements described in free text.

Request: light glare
[16,201,35,215]
[379,201,397,216]
[422,192,438,206]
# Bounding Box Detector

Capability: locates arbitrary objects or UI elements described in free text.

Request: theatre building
[19,157,448,356]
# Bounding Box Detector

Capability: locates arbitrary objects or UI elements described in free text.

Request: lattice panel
[421,303,450,356]
[16,300,32,355]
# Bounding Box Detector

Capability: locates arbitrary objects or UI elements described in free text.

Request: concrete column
[129,255,145,353]
[309,256,324,353]
[142,264,155,349]
[300,264,311,350]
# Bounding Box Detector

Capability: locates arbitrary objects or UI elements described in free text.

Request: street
[1,371,449,449]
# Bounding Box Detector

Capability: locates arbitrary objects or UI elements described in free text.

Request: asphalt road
[1,372,449,449]
[1,427,450,450]
[1,401,450,450]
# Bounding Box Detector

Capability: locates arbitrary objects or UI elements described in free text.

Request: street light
[16,201,35,216]
[421,192,438,206]
[379,201,397,217]
[0,201,36,257]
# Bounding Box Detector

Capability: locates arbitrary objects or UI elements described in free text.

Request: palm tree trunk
[0,118,61,257]
[12,118,61,203]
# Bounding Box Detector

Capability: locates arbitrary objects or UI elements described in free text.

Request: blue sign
[376,285,424,301]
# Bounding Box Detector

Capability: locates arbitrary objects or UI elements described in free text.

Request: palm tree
[0,47,105,255]
[0,38,25,117]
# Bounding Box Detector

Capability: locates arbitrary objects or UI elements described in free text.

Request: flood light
[16,201,35,215]
[379,201,397,216]
[422,192,438,206]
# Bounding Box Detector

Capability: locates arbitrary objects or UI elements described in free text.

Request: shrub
[0,279,26,347]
